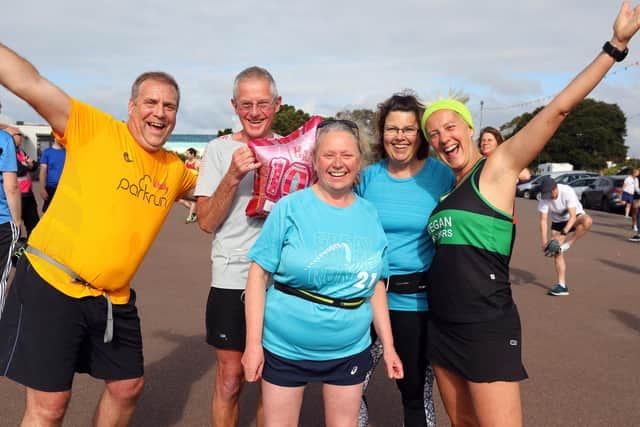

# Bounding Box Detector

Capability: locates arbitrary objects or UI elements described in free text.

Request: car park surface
[2,189,639,426]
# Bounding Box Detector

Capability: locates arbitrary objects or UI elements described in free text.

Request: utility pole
[479,100,484,130]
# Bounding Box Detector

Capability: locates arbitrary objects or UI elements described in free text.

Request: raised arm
[0,43,71,135]
[496,2,640,175]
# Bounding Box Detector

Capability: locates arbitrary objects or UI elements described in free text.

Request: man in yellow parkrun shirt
[0,43,197,426]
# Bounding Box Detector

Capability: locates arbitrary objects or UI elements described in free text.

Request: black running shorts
[0,258,143,392]
[205,287,246,351]
[428,304,528,383]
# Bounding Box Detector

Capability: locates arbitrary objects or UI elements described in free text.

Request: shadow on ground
[131,333,213,427]
[597,258,640,276]
[510,267,550,291]
[610,310,640,335]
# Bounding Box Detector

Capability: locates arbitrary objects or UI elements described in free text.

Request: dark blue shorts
[262,347,372,387]
[622,191,634,203]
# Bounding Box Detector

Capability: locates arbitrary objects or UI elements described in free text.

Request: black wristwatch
[560,230,568,236]
[603,41,629,62]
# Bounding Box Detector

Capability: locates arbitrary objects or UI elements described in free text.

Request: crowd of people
[0,3,639,426]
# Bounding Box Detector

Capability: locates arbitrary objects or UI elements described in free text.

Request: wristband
[602,41,628,62]
[560,230,568,236]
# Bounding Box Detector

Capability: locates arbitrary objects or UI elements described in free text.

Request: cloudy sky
[1,0,640,156]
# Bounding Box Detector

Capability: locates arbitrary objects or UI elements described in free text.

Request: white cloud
[2,0,639,156]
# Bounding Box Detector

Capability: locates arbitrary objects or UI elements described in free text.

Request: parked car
[580,175,626,212]
[568,176,597,199]
[554,171,600,185]
[517,175,545,199]
[528,171,599,200]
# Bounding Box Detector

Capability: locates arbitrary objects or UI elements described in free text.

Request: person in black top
[421,4,640,426]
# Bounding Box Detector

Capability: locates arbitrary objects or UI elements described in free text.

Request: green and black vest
[427,159,516,323]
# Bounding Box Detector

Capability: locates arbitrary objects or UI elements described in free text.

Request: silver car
[568,176,597,199]
[516,175,544,199]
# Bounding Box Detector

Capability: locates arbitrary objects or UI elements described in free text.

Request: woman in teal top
[243,119,403,427]
[421,5,640,426]
[356,93,454,427]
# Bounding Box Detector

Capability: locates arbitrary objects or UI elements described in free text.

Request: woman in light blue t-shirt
[356,92,454,427]
[243,119,404,427]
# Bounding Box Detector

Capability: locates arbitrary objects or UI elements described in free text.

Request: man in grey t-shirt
[195,66,281,427]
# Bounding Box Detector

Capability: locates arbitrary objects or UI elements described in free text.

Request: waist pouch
[386,271,428,294]
[274,282,365,309]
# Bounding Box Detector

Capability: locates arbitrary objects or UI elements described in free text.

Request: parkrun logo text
[116,174,169,208]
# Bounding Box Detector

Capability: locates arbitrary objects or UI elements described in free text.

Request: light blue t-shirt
[248,187,389,361]
[356,158,454,311]
[0,130,18,225]
[39,146,66,187]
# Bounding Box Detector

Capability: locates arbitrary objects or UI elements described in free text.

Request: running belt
[274,282,365,309]
[25,246,113,343]
[385,271,428,294]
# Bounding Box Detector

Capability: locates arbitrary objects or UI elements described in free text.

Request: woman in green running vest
[420,4,640,426]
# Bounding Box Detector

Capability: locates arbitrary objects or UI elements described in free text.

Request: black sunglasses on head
[317,118,359,130]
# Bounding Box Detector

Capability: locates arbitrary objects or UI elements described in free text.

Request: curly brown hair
[374,91,428,161]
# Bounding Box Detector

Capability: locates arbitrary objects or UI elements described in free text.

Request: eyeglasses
[236,100,275,113]
[383,126,419,136]
[317,119,360,138]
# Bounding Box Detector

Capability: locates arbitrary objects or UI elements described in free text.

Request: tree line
[217,98,633,172]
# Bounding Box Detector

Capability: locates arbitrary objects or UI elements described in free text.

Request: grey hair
[131,72,180,107]
[314,121,363,158]
[232,66,278,100]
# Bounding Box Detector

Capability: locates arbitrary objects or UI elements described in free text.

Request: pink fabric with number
[16,150,33,193]
[246,116,323,217]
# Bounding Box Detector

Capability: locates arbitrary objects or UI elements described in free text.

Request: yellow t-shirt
[25,99,197,304]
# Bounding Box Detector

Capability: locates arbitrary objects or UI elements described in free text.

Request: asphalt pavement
[1,196,639,426]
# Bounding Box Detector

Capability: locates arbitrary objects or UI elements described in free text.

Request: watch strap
[602,41,629,62]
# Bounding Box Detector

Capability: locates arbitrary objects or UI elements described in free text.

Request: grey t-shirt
[195,134,264,289]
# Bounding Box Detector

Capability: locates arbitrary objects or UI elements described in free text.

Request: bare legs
[552,214,592,285]
[262,380,363,427]
[212,349,243,427]
[22,377,144,427]
[434,365,522,427]
[211,348,263,427]
[22,388,71,427]
[94,378,145,427]
[178,199,197,223]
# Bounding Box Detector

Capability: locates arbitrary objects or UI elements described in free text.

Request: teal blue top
[356,158,454,311]
[248,187,388,360]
